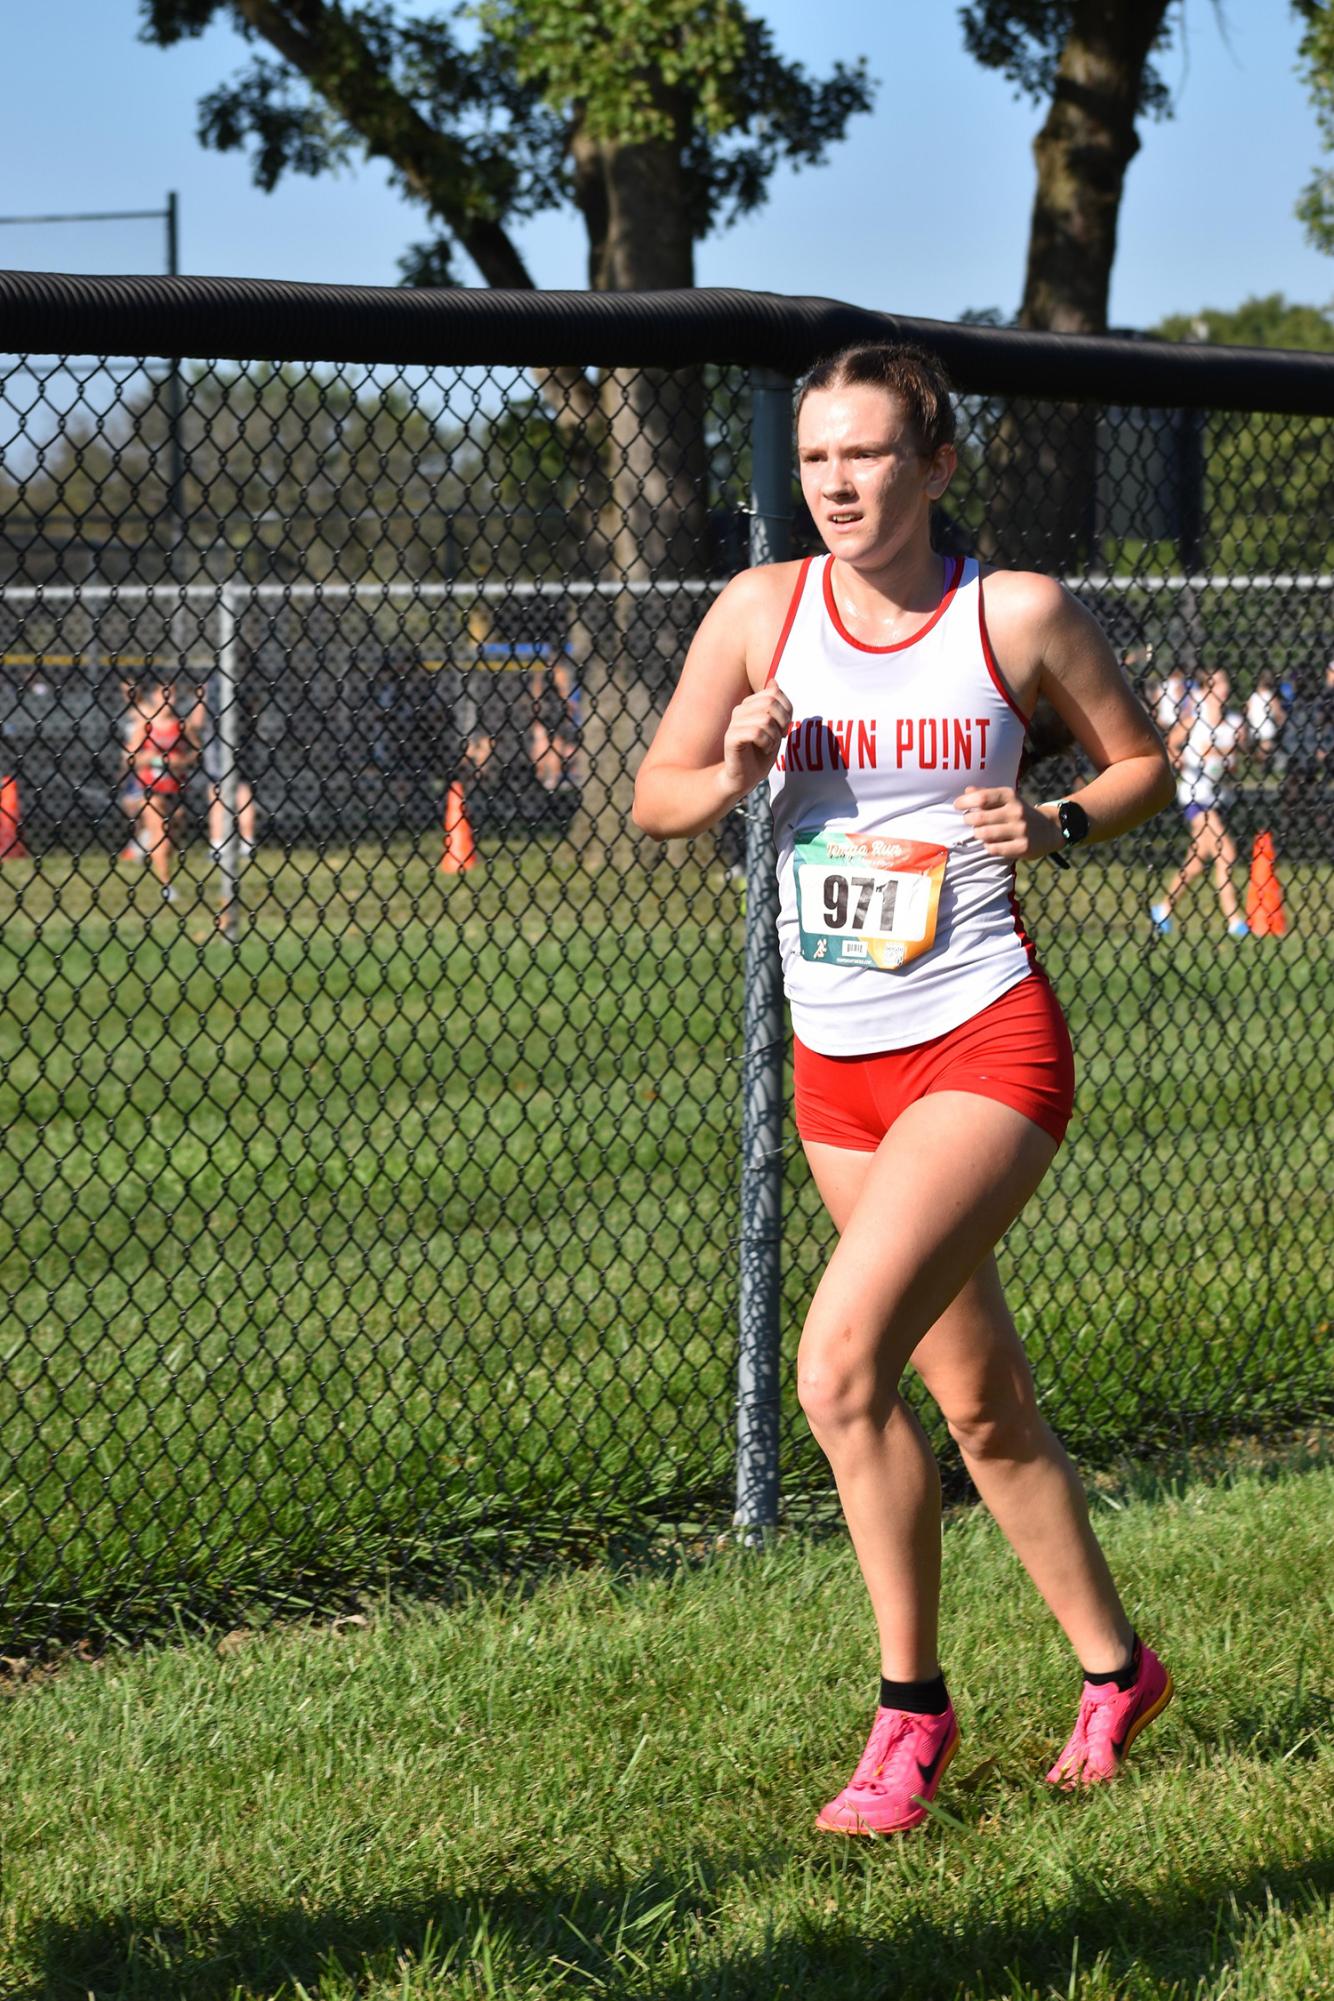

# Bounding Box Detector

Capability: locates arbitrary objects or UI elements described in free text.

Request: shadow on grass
[782,1419,1334,1542]
[20,1846,1334,2001]
[8,1425,1330,1670]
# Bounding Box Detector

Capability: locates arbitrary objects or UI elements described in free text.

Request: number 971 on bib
[794,830,947,973]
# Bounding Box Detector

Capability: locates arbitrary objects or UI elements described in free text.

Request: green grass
[0,835,1331,1643]
[1,1444,1330,1999]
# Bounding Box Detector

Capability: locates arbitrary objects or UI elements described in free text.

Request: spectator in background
[188,675,257,862]
[530,652,583,793]
[117,677,153,862]
[461,727,496,781]
[124,676,194,902]
[1244,669,1286,769]
[1121,641,1153,693]
[1152,665,1195,736]
[1151,667,1248,937]
[1280,660,1334,843]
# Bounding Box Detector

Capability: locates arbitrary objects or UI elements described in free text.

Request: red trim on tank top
[764,557,814,686]
[1008,884,1043,976]
[821,553,963,655]
[977,567,1031,725]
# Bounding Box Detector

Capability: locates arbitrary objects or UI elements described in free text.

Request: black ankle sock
[1083,1635,1140,1692]
[879,1671,949,1716]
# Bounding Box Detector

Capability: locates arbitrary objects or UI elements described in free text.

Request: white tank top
[765,553,1040,1055]
[1176,711,1239,811]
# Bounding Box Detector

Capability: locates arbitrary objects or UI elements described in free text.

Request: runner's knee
[940,1377,1043,1462]
[797,1321,899,1434]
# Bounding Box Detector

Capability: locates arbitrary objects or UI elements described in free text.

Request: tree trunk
[180,8,711,867]
[980,0,1173,567]
[566,118,712,870]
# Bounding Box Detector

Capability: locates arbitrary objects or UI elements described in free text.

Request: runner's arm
[957,575,1174,862]
[633,569,794,839]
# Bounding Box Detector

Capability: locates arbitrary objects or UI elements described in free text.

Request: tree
[961,2,1183,564]
[963,1,1185,337]
[139,0,870,549]
[1154,294,1334,585]
[141,2,870,296]
[1294,0,1334,250]
[139,1,872,855]
[1155,293,1334,354]
[0,364,466,590]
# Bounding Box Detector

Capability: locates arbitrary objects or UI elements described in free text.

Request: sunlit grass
[0,836,1329,1643]
[1,1445,1329,1999]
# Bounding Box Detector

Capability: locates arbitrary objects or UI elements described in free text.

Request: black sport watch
[1049,798,1091,871]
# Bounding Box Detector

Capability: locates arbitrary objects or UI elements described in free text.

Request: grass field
[0,1440,1330,1999]
[0,835,1331,1645]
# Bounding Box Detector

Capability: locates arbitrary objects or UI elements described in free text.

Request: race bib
[794,831,947,972]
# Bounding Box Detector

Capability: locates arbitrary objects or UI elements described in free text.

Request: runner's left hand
[953,786,1061,861]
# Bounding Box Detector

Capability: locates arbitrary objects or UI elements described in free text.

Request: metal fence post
[216,580,242,941]
[734,367,793,1538]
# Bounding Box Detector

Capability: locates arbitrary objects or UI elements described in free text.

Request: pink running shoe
[1046,1640,1174,1789]
[815,1702,960,1835]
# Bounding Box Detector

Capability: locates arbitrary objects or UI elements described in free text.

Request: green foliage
[487,395,585,503]
[958,0,1180,116]
[481,0,749,145]
[482,0,874,234]
[1156,293,1334,352]
[1154,294,1334,579]
[0,363,470,585]
[138,0,873,284]
[1294,0,1334,251]
[164,3,567,283]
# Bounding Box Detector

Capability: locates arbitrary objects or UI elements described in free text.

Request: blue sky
[3,2,1332,330]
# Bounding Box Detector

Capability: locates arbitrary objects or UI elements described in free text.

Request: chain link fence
[0,277,1330,1650]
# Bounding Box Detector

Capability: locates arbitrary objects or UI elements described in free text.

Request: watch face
[1059,800,1090,845]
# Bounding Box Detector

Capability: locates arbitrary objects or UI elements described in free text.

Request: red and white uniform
[765,553,1040,1056]
[136,712,187,797]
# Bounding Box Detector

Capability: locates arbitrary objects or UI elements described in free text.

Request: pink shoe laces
[1057,1681,1120,1777]
[849,1708,929,1795]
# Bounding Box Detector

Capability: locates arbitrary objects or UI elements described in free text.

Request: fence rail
[0,271,1331,1650]
[6,271,1334,409]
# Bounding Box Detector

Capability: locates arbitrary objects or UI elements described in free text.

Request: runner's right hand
[721,685,793,796]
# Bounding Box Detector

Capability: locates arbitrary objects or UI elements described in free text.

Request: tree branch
[225,0,598,423]
[231,0,533,286]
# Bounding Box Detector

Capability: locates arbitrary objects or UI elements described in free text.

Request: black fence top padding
[4,268,1334,414]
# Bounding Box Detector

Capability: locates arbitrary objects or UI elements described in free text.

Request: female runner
[125,675,193,902]
[1150,666,1249,936]
[634,344,1177,1836]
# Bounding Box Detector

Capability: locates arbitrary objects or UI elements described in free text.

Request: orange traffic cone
[0,775,26,860]
[1246,830,1286,936]
[440,779,478,873]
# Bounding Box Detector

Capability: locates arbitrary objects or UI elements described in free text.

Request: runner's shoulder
[711,561,808,681]
[978,564,1069,629]
[979,566,1094,682]
[716,558,808,616]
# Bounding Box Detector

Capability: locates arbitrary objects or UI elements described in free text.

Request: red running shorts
[793,972,1076,1152]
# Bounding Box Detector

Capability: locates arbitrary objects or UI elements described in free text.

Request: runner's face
[796,386,954,567]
